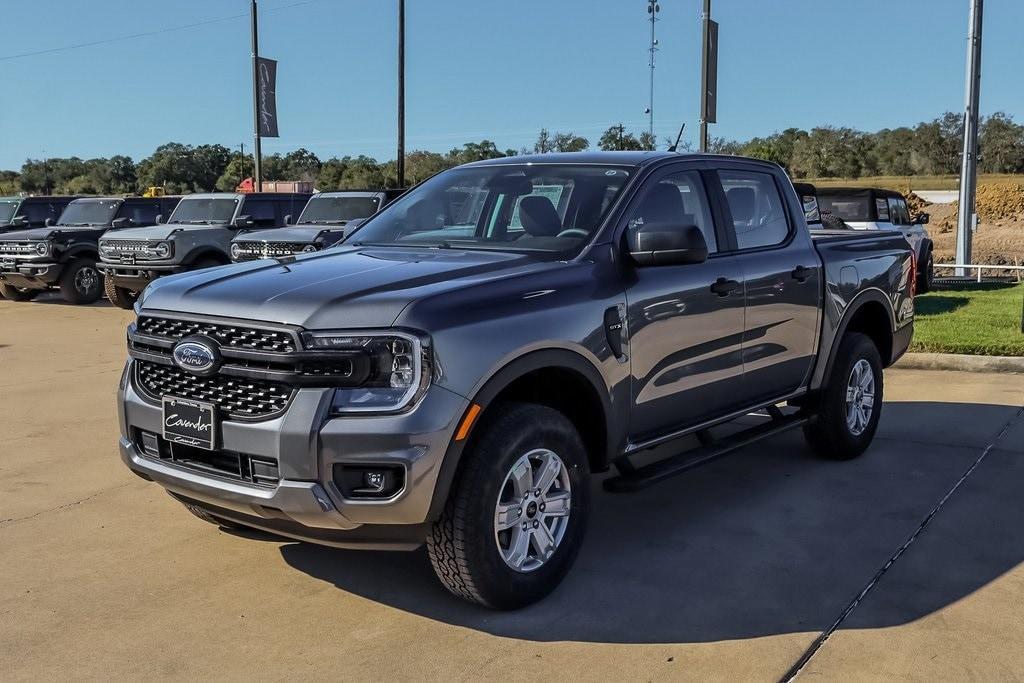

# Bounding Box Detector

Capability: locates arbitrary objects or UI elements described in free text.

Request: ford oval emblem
[172,338,220,376]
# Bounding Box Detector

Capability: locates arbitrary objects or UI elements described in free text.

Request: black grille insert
[133,428,279,487]
[136,316,296,353]
[134,360,293,419]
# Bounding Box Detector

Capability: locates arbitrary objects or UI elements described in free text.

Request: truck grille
[0,242,40,256]
[134,360,293,419]
[102,239,151,253]
[232,241,315,261]
[137,316,297,353]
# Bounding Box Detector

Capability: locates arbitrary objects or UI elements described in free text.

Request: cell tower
[646,0,660,144]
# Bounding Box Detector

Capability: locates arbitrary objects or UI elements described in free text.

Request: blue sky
[1,0,1022,170]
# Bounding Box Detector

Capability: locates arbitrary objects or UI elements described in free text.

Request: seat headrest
[518,196,561,236]
[726,187,756,222]
[644,183,686,223]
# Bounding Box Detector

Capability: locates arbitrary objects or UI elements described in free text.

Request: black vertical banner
[701,20,718,124]
[257,57,279,138]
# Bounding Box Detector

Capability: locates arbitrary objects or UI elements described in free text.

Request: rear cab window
[718,170,790,250]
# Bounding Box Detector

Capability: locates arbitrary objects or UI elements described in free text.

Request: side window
[23,203,54,225]
[719,170,790,250]
[888,198,910,226]
[119,202,159,226]
[628,170,717,253]
[875,198,890,222]
[242,199,277,227]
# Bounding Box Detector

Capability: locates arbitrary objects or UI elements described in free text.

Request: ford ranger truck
[0,196,177,303]
[230,189,405,262]
[0,195,77,233]
[117,152,914,609]
[98,192,309,309]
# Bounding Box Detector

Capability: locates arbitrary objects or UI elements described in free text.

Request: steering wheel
[555,229,589,239]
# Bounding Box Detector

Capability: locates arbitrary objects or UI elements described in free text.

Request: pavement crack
[0,482,131,528]
[781,405,1024,682]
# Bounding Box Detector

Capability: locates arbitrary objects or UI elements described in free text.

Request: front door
[623,166,746,441]
[714,166,821,402]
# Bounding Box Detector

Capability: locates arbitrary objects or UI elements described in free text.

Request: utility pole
[646,0,660,143]
[698,0,715,152]
[955,0,983,276]
[397,0,406,188]
[250,0,263,192]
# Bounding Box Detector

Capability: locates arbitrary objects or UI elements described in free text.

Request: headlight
[230,243,243,260]
[34,242,49,256]
[302,244,318,253]
[148,241,171,259]
[302,330,430,414]
[99,242,115,257]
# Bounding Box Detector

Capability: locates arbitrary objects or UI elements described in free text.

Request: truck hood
[140,245,561,329]
[0,226,102,241]
[233,227,344,244]
[104,224,228,241]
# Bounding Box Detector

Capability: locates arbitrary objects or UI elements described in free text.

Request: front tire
[803,332,883,460]
[0,283,39,301]
[427,403,590,609]
[103,275,138,309]
[58,258,102,304]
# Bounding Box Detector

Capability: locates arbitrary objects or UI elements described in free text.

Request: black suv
[0,196,180,303]
[0,196,78,233]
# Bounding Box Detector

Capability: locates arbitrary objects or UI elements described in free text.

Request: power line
[0,0,324,63]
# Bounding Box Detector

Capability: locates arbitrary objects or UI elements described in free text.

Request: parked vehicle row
[0,189,403,305]
[115,151,916,609]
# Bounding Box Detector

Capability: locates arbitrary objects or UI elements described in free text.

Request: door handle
[710,277,740,297]
[791,265,812,283]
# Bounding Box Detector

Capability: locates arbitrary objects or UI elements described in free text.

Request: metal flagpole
[397,0,406,188]
[955,0,983,276]
[251,0,263,192]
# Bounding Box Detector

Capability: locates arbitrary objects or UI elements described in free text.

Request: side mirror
[284,214,293,225]
[232,215,255,229]
[627,222,708,266]
[155,214,164,224]
[111,217,133,229]
[913,212,929,225]
[45,217,55,227]
[10,215,29,227]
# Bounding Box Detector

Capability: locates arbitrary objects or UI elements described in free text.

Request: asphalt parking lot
[2,294,1023,681]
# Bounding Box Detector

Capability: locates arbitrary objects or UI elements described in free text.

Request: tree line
[2,113,1022,196]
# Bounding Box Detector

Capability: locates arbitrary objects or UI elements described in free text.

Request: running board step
[603,413,809,493]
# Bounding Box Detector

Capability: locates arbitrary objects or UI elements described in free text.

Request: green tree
[534,128,555,154]
[979,112,1024,174]
[598,124,644,151]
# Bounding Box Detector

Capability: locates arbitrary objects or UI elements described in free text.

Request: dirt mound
[905,191,931,215]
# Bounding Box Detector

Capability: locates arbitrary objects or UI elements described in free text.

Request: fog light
[332,464,405,499]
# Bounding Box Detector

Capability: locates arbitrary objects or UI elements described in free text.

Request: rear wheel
[803,332,883,460]
[917,250,934,294]
[103,275,138,309]
[58,258,102,304]
[0,283,39,301]
[427,403,590,609]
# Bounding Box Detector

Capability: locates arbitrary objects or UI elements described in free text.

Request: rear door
[712,165,821,402]
[623,163,746,440]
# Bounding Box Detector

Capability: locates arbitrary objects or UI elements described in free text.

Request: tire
[916,250,934,294]
[58,258,102,304]
[426,402,591,609]
[803,332,883,461]
[180,501,249,531]
[103,275,138,309]
[191,257,225,272]
[0,283,39,301]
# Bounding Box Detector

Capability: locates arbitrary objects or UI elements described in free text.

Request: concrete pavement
[1,295,1022,681]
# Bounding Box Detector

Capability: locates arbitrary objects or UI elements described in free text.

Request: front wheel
[427,403,590,609]
[58,258,102,304]
[103,275,138,309]
[0,283,39,301]
[803,332,883,460]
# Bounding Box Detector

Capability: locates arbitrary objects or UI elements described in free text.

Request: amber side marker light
[455,404,483,441]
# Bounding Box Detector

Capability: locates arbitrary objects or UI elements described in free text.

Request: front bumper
[99,261,187,291]
[118,362,469,549]
[0,260,61,289]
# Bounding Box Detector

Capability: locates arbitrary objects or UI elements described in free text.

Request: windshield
[58,200,121,226]
[345,164,631,253]
[0,200,20,224]
[817,195,871,222]
[298,195,380,224]
[168,197,239,224]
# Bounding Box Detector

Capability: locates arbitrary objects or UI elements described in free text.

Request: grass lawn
[911,284,1024,356]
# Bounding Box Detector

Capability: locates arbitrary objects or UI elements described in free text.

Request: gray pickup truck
[230,190,405,262]
[117,152,914,608]
[98,192,309,308]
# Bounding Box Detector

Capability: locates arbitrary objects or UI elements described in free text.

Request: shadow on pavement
[278,400,1023,644]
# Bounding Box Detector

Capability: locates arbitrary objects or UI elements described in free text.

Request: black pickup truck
[0,196,78,233]
[117,152,914,608]
[0,196,179,303]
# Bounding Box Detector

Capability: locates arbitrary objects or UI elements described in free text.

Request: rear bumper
[118,362,469,549]
[0,261,61,288]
